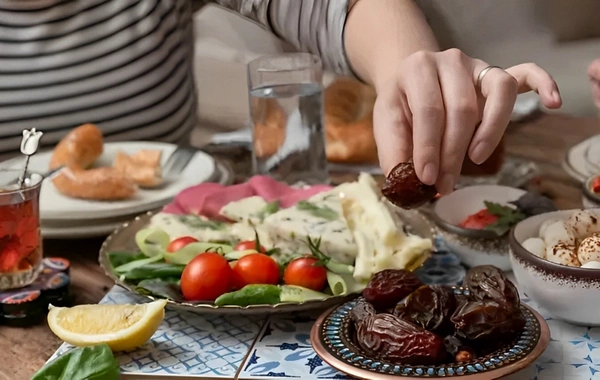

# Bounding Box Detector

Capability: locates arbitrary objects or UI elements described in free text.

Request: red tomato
[592,176,600,193]
[234,240,266,253]
[459,209,498,230]
[283,256,327,291]
[232,253,279,288]
[166,236,198,253]
[180,252,233,301]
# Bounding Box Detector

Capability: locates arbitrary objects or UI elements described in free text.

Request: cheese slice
[220,196,269,223]
[338,173,432,282]
[261,189,357,264]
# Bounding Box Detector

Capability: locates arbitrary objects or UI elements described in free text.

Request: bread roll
[113,150,163,188]
[49,124,103,170]
[252,98,287,158]
[324,77,378,164]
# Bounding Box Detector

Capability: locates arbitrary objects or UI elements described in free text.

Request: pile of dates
[351,265,525,365]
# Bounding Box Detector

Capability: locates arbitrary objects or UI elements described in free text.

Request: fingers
[505,63,561,109]
[435,50,479,194]
[403,52,445,185]
[468,65,518,164]
[374,81,413,176]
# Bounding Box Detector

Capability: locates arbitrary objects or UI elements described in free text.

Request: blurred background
[190,0,600,146]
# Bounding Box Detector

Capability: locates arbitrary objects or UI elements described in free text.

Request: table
[1,113,599,380]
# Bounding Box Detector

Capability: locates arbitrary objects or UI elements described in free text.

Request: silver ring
[477,65,503,88]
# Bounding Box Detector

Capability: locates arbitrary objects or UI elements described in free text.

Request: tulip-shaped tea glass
[0,170,43,290]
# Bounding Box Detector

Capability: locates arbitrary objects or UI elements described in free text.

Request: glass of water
[247,53,329,185]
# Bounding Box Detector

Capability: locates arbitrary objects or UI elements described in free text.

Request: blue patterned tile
[238,313,351,380]
[51,286,264,378]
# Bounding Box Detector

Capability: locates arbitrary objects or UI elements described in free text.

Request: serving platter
[99,208,435,315]
[311,292,550,380]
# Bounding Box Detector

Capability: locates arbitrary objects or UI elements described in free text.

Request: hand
[373,48,562,195]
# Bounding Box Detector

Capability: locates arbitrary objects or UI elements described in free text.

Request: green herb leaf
[306,236,329,264]
[31,344,119,380]
[257,200,280,219]
[121,263,185,281]
[179,215,227,230]
[107,251,146,270]
[296,201,338,220]
[135,279,184,301]
[483,201,526,236]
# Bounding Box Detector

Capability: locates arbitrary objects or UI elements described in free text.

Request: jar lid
[0,257,71,326]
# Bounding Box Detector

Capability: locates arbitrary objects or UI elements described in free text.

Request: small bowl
[509,209,600,326]
[582,175,600,209]
[433,185,526,271]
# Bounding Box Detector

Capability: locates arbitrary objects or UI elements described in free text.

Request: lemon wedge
[47,300,167,351]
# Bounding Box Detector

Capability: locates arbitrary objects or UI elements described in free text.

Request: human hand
[373,49,561,195]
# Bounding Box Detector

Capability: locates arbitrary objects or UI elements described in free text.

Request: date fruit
[363,269,423,310]
[451,301,526,341]
[463,265,520,308]
[444,335,476,363]
[350,298,376,325]
[395,285,456,334]
[381,161,438,209]
[356,313,446,365]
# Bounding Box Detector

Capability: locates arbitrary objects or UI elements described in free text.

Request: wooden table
[1,113,598,380]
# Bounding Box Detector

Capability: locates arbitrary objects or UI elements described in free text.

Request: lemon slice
[47,300,167,352]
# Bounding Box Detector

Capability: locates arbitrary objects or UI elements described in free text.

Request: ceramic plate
[563,135,600,183]
[311,293,550,380]
[41,160,234,239]
[98,208,435,315]
[0,142,216,221]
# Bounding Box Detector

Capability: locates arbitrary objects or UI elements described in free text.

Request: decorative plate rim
[310,294,550,379]
[99,209,435,314]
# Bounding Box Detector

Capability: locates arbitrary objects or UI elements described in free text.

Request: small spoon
[17,128,44,189]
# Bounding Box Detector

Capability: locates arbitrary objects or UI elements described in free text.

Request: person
[0,0,560,194]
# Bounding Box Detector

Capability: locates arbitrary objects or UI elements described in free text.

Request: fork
[163,146,197,176]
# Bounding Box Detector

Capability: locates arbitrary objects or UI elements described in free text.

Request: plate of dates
[310,265,550,379]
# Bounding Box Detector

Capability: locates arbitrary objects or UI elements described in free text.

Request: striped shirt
[0,0,352,158]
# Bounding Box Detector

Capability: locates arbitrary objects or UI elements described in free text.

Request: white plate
[563,135,600,182]
[0,142,216,221]
[40,160,234,239]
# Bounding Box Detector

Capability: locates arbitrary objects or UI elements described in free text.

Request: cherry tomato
[166,236,198,253]
[233,253,279,288]
[283,256,327,291]
[234,240,266,253]
[180,252,233,301]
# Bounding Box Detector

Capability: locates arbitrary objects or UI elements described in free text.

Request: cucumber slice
[279,285,329,303]
[167,242,234,265]
[135,229,171,257]
[224,249,257,261]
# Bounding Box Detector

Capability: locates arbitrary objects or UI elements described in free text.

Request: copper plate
[311,293,550,379]
[99,208,435,315]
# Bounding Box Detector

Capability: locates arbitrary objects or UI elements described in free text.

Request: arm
[344,0,439,89]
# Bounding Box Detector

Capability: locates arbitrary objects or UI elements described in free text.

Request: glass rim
[248,53,322,71]
[0,169,44,195]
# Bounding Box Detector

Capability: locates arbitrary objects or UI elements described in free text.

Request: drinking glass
[247,53,329,185]
[0,170,43,290]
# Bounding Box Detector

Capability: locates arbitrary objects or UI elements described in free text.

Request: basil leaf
[135,279,184,302]
[31,344,119,380]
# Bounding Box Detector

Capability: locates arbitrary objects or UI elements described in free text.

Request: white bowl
[509,209,600,326]
[433,185,526,271]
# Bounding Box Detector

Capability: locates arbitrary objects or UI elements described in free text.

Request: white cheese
[261,190,357,264]
[149,213,235,243]
[338,173,432,282]
[220,196,269,223]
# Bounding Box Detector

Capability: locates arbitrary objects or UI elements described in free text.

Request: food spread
[352,265,525,365]
[522,209,600,268]
[108,173,432,305]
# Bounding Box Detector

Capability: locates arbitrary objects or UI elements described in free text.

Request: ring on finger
[477,65,504,89]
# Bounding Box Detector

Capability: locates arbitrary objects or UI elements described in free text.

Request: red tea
[0,196,41,274]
